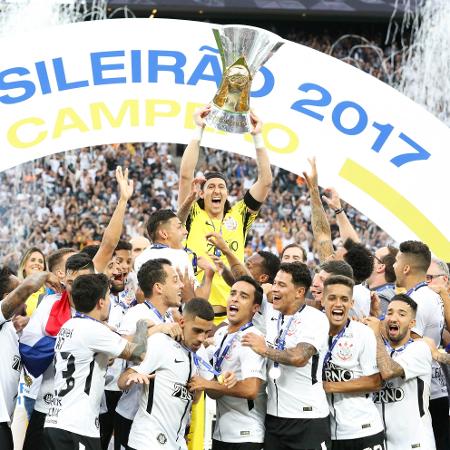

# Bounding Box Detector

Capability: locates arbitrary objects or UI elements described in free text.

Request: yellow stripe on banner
[187,394,205,450]
[339,159,450,262]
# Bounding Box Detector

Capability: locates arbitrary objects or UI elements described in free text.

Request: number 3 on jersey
[58,351,75,396]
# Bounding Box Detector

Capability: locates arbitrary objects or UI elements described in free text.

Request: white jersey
[0,304,22,423]
[410,284,447,400]
[26,293,72,415]
[212,325,266,443]
[128,333,213,450]
[373,340,435,450]
[104,294,132,392]
[351,284,371,318]
[252,294,267,336]
[44,317,127,437]
[265,303,330,418]
[323,320,383,440]
[115,302,173,421]
[134,246,196,286]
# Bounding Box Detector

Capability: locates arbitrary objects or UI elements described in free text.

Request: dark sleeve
[243,190,263,211]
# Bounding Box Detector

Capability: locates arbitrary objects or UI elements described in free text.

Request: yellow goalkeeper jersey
[186,199,257,312]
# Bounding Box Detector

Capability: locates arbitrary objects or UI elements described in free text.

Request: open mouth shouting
[331,307,345,321]
[387,322,400,339]
[228,304,239,317]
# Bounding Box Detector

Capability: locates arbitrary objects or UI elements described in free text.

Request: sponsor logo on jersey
[172,383,193,401]
[157,433,167,444]
[373,382,405,403]
[336,340,354,361]
[223,216,238,231]
[323,361,355,382]
[44,393,54,404]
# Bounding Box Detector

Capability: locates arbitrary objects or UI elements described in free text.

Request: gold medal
[217,374,224,384]
[24,373,33,387]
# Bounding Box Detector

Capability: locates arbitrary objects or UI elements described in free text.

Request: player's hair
[257,251,280,284]
[183,297,215,322]
[65,253,95,274]
[278,262,312,292]
[343,239,374,284]
[146,209,177,242]
[72,273,109,313]
[323,275,355,292]
[390,293,418,316]
[47,248,75,273]
[114,240,132,254]
[137,258,172,298]
[80,245,100,260]
[18,247,47,280]
[381,246,399,283]
[399,240,431,273]
[430,257,449,278]
[234,275,263,306]
[319,260,354,279]
[197,173,231,214]
[281,243,307,263]
[0,267,16,300]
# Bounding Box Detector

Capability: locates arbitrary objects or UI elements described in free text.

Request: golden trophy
[205,25,284,133]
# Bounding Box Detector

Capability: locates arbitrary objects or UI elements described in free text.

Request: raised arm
[322,187,361,244]
[178,106,211,208]
[303,157,334,263]
[93,166,134,273]
[118,319,149,362]
[177,176,206,225]
[241,332,316,368]
[248,112,272,211]
[1,272,61,320]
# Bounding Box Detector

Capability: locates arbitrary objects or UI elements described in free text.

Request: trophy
[205,25,284,134]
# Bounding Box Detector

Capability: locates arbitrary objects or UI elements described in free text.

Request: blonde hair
[18,247,47,280]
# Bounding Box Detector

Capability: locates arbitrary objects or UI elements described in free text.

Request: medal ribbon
[213,322,253,373]
[181,344,220,376]
[323,319,350,368]
[383,337,413,355]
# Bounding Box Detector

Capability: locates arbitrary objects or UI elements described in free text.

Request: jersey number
[58,352,75,397]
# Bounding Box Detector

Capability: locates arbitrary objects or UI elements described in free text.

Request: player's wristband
[252,133,264,149]
[193,126,204,142]
[334,207,344,215]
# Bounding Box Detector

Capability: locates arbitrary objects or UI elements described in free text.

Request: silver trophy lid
[213,24,285,77]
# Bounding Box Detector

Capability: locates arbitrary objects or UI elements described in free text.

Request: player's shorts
[264,414,331,450]
[44,427,101,450]
[331,431,385,450]
[114,412,133,448]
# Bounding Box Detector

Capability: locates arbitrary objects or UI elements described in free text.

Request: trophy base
[205,104,251,134]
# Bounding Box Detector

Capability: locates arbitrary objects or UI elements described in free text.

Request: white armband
[252,133,264,149]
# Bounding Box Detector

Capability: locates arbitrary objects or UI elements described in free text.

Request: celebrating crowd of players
[1,107,450,450]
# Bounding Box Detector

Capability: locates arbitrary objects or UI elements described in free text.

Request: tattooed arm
[241,332,317,367]
[1,272,60,320]
[302,158,334,263]
[119,319,149,362]
[374,334,405,380]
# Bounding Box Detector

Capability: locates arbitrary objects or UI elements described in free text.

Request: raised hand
[116,166,134,202]
[194,105,212,128]
[302,157,318,191]
[322,187,342,211]
[249,110,263,135]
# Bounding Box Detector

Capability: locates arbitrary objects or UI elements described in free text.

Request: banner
[0,18,448,260]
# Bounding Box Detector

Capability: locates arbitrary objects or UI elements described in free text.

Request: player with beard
[118,298,219,450]
[242,263,330,450]
[322,276,384,450]
[178,106,272,324]
[114,258,184,450]
[100,240,135,450]
[393,240,448,450]
[20,253,95,450]
[188,276,266,450]
[365,295,435,450]
[43,273,150,450]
